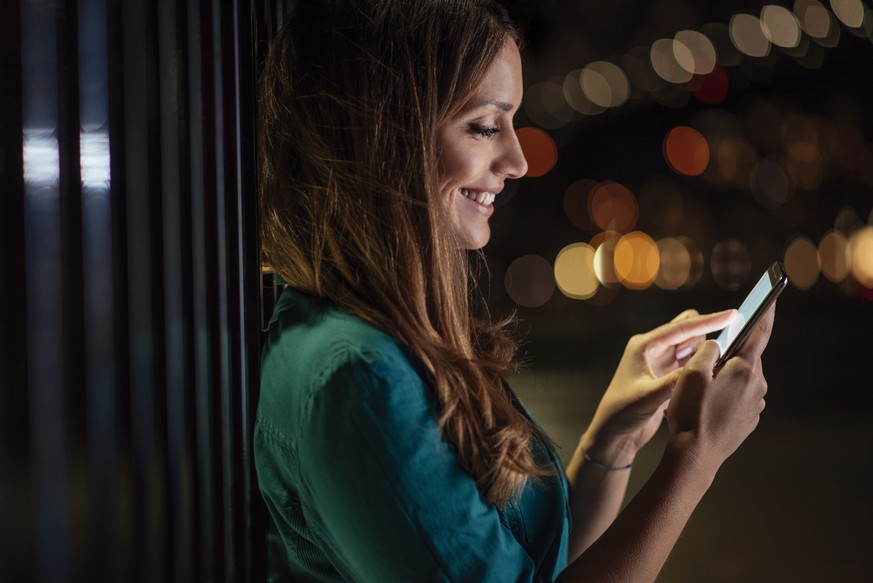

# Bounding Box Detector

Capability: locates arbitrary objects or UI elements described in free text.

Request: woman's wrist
[578,432,639,470]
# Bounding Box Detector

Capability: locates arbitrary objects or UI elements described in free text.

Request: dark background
[486,1,873,581]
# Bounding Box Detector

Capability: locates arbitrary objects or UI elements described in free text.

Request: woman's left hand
[580,309,737,467]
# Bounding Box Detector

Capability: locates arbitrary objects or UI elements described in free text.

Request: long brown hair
[259,0,550,506]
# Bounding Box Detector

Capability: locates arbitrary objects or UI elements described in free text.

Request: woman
[255,1,774,581]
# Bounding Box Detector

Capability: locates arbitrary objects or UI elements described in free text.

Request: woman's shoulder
[264,286,410,367]
[260,287,428,412]
[258,289,430,448]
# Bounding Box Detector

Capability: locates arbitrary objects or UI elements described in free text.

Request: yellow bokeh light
[674,30,717,75]
[795,0,833,38]
[650,38,694,84]
[830,0,865,28]
[848,226,873,288]
[730,13,772,57]
[581,61,630,108]
[784,236,821,290]
[614,231,660,290]
[592,231,621,286]
[761,5,803,48]
[655,238,692,290]
[555,243,599,300]
[564,69,604,116]
[819,229,850,282]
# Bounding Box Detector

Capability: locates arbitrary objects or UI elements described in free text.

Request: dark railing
[0,1,292,581]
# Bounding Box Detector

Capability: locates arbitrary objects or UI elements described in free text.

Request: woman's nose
[495,129,529,179]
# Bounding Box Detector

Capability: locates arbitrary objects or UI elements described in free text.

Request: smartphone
[714,261,788,369]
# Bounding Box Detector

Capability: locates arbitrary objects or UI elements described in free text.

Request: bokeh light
[563,69,607,116]
[689,66,729,104]
[563,179,596,230]
[830,0,865,28]
[664,126,710,176]
[786,141,824,190]
[710,135,759,187]
[650,38,694,84]
[679,236,706,288]
[730,13,772,57]
[750,158,793,208]
[524,82,568,129]
[795,0,833,38]
[591,231,621,286]
[623,47,665,93]
[761,5,803,48]
[581,61,630,108]
[655,237,692,290]
[554,243,599,300]
[818,229,850,282]
[516,127,558,178]
[674,30,718,75]
[784,236,821,289]
[589,181,639,233]
[614,231,660,290]
[504,254,555,308]
[711,239,752,290]
[848,226,873,288]
[541,79,576,124]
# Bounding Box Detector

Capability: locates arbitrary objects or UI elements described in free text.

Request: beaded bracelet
[583,452,633,471]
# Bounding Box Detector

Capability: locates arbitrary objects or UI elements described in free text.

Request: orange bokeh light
[589,181,639,233]
[614,231,660,290]
[516,127,558,178]
[664,126,710,176]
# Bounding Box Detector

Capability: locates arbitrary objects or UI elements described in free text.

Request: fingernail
[676,346,692,360]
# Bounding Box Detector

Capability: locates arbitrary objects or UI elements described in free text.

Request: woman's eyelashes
[468,123,501,139]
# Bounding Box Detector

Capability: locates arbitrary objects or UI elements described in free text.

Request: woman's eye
[469,123,500,139]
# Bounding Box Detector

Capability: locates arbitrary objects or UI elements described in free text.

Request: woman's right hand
[665,304,775,475]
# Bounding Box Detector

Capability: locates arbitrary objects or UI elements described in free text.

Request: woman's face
[437,40,528,250]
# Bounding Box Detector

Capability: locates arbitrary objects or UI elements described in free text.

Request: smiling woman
[255,1,778,582]
[438,41,528,249]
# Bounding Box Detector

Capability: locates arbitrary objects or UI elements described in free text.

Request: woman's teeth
[460,188,495,205]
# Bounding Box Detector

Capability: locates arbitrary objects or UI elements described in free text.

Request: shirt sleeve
[286,343,540,583]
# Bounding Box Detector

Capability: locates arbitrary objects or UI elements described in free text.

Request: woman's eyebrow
[462,98,516,114]
[481,98,514,111]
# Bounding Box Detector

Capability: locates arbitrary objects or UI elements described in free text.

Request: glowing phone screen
[715,270,774,357]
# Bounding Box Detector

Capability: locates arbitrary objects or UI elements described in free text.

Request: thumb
[686,339,721,373]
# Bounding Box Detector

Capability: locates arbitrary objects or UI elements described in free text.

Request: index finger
[643,309,737,349]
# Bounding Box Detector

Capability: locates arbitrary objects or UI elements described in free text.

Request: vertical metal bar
[20,0,71,580]
[188,0,221,578]
[156,0,196,578]
[0,0,32,580]
[105,0,135,578]
[238,1,267,580]
[78,0,118,580]
[211,1,237,578]
[121,0,169,579]
[55,1,93,579]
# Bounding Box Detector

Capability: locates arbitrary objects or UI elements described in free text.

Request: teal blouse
[255,287,571,582]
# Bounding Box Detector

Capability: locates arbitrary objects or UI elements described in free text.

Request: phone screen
[714,262,787,366]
